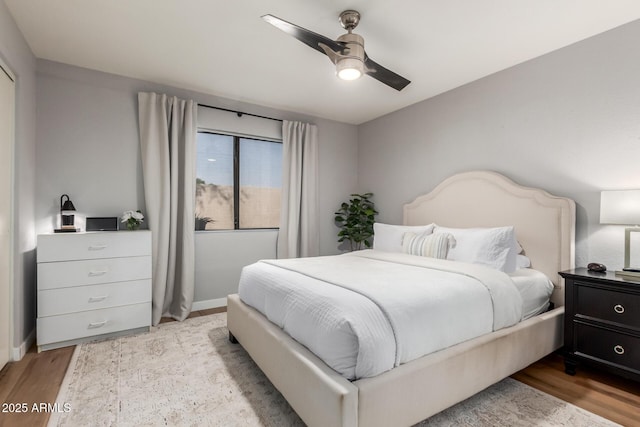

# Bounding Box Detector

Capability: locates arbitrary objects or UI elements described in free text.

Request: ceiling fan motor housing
[338,10,364,62]
[336,33,365,79]
[337,33,365,60]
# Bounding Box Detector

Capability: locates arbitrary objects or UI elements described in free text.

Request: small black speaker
[86,217,119,231]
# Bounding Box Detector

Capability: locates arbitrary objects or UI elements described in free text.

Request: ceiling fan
[262,10,411,91]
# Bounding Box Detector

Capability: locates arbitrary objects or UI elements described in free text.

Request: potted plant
[334,193,378,251]
[195,215,214,231]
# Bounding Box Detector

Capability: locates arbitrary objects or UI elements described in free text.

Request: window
[195,131,282,230]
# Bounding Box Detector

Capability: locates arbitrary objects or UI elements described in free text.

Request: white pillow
[516,254,531,269]
[402,232,456,259]
[515,241,524,254]
[433,225,519,273]
[373,223,435,253]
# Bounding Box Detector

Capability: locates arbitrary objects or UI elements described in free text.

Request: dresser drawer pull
[88,244,108,250]
[88,295,108,303]
[87,320,108,329]
[88,269,109,276]
[614,345,625,355]
[613,304,625,314]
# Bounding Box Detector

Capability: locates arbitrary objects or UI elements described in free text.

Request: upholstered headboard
[403,171,575,305]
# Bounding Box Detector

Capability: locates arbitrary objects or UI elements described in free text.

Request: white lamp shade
[600,190,640,225]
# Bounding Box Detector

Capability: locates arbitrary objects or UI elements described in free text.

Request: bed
[227,170,575,427]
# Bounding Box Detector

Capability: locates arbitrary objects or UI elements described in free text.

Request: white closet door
[0,61,15,368]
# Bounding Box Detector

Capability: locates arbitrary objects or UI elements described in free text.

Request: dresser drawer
[38,256,151,290]
[575,323,640,372]
[575,283,640,329]
[37,231,151,262]
[36,303,151,346]
[38,279,151,317]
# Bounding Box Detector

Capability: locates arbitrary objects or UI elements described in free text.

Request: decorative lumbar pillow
[402,232,456,259]
[373,223,435,253]
[433,225,519,273]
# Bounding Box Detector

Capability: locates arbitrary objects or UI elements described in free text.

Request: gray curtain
[138,92,197,325]
[278,120,320,258]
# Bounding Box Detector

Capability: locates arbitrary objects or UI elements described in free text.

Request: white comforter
[238,250,523,380]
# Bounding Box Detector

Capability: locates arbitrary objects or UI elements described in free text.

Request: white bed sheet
[238,250,524,380]
[510,268,554,319]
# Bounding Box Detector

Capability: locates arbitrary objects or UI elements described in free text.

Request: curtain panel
[138,92,197,325]
[278,120,320,259]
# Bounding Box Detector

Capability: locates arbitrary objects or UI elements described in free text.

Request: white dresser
[37,231,152,351]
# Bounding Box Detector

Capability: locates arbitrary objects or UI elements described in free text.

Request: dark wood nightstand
[560,268,640,382]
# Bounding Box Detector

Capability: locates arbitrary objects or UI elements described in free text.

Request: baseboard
[191,297,227,311]
[12,328,35,361]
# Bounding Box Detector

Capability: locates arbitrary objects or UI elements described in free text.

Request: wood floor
[512,353,640,426]
[1,309,638,427]
[0,307,225,427]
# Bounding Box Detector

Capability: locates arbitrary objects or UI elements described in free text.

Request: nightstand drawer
[575,283,640,329]
[576,323,640,372]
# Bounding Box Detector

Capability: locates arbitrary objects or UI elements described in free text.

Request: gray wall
[358,20,640,271]
[35,60,358,304]
[0,2,37,353]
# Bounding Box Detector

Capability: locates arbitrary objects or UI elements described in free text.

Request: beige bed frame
[227,170,575,427]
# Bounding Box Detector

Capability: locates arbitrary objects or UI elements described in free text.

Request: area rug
[49,313,619,427]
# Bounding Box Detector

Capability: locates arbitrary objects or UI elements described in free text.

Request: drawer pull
[614,345,625,355]
[88,244,108,250]
[613,304,625,314]
[88,295,108,303]
[88,320,107,329]
[88,269,109,276]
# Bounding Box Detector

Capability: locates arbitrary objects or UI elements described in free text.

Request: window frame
[196,130,282,231]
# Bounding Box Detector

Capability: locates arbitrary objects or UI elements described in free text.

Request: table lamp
[600,190,640,276]
[56,194,78,232]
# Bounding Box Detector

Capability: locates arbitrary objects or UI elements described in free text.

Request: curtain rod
[198,103,283,123]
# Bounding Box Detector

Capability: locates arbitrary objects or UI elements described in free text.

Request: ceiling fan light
[336,57,363,81]
[338,68,362,81]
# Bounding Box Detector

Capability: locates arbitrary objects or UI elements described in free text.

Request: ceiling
[6,1,640,125]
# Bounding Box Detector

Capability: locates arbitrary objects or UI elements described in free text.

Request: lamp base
[614,269,640,280]
[54,228,79,233]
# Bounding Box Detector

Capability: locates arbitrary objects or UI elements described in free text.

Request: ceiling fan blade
[318,43,342,64]
[364,54,411,91]
[262,14,346,57]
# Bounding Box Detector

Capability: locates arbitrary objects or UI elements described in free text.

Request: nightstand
[560,268,640,382]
